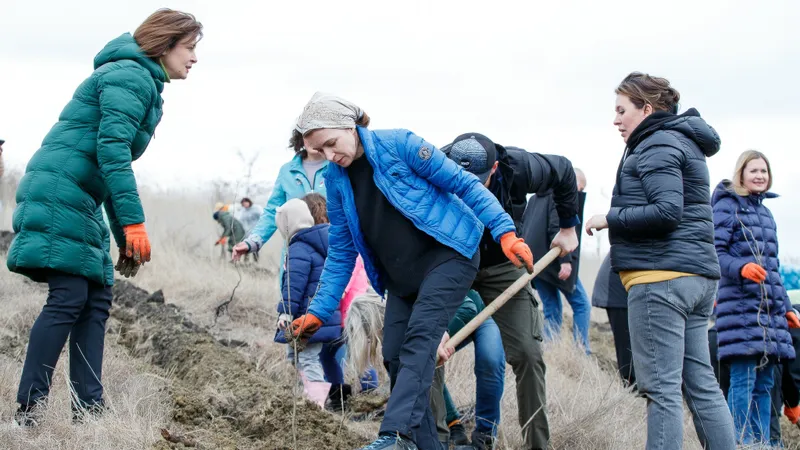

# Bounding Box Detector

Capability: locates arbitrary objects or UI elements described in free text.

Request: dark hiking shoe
[359,434,418,450]
[14,404,41,428]
[72,401,106,424]
[471,431,495,450]
[448,422,470,445]
[325,384,353,413]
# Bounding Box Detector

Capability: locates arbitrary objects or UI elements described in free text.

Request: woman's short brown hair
[134,8,203,58]
[302,193,328,225]
[615,72,680,114]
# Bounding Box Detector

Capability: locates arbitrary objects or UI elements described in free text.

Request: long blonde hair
[732,150,772,196]
[342,292,385,388]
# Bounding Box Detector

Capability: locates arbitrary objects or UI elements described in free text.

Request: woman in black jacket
[585,72,735,450]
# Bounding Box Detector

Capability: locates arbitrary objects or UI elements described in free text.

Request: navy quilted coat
[713,180,795,361]
[275,224,342,344]
[7,33,165,286]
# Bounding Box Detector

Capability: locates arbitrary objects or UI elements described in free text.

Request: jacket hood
[276,198,315,241]
[627,108,721,157]
[292,224,330,257]
[712,179,779,206]
[94,33,166,87]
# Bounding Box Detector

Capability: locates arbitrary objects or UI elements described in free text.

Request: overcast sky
[1,0,799,256]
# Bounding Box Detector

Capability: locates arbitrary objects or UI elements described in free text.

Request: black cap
[441,133,497,183]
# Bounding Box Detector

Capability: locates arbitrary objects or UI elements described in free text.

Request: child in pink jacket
[341,256,369,324]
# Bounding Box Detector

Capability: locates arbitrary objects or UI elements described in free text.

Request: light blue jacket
[244,154,328,251]
[308,127,516,323]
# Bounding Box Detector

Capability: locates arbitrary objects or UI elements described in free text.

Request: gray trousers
[628,276,736,450]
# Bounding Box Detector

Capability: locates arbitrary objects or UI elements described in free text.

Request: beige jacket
[275,198,314,242]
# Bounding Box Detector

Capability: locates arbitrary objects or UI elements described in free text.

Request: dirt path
[111,281,369,450]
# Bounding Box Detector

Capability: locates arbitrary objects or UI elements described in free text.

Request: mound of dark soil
[112,281,369,450]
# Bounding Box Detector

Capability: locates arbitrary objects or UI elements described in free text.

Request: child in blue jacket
[274,198,341,408]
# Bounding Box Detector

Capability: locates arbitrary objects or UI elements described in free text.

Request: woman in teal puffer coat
[8,9,202,426]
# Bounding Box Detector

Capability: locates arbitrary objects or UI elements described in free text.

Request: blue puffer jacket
[245,154,328,252]
[307,127,517,323]
[274,224,341,344]
[713,180,794,361]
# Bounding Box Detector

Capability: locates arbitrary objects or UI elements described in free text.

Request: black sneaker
[14,404,40,428]
[471,431,495,450]
[325,384,353,413]
[448,422,470,446]
[72,401,106,424]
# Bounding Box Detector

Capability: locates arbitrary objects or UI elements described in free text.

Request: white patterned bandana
[295,92,365,135]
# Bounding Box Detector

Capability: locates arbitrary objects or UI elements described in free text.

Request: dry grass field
[0,170,796,449]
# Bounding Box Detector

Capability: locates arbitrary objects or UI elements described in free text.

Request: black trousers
[606,307,636,388]
[380,253,478,450]
[17,272,112,408]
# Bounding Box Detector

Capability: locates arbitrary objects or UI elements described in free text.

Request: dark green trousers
[473,262,548,450]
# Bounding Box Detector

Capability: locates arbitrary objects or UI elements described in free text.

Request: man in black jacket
[522,169,591,354]
[442,133,579,450]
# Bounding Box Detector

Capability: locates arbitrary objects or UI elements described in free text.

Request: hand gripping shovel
[442,247,561,356]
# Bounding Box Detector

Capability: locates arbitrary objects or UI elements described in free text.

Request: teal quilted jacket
[8,33,166,285]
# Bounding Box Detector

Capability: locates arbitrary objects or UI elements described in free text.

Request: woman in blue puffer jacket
[287,92,538,450]
[713,149,798,445]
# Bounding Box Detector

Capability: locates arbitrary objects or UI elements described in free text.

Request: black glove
[115,250,141,278]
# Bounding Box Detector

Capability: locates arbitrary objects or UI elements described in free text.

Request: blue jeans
[444,317,506,436]
[727,360,775,445]
[628,276,735,450]
[536,278,591,353]
[330,343,380,391]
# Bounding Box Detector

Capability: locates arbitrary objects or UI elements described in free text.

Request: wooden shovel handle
[446,247,561,351]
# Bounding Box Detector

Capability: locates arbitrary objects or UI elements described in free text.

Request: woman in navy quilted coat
[714,149,798,445]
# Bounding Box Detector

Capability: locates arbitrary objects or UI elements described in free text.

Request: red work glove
[500,232,534,274]
[741,263,767,283]
[215,237,228,246]
[785,404,800,424]
[787,311,800,329]
[291,314,322,338]
[123,223,151,263]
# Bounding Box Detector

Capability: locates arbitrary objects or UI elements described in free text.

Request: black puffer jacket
[522,191,586,293]
[607,108,721,279]
[477,144,580,268]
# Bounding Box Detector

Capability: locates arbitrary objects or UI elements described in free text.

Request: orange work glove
[741,263,767,283]
[500,232,534,274]
[291,314,322,338]
[787,311,800,329]
[123,223,151,264]
[215,237,228,246]
[785,404,800,424]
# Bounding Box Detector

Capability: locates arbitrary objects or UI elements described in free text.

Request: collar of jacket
[288,153,328,173]
[159,59,171,83]
[487,143,513,214]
